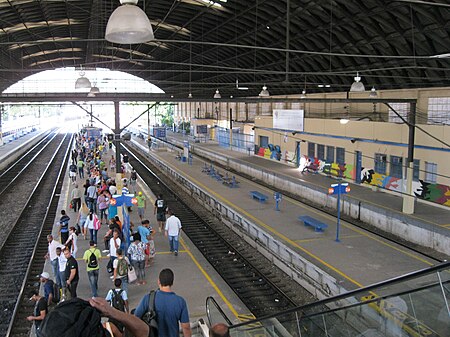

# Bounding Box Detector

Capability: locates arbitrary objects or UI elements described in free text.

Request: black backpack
[142,290,158,337]
[39,298,110,337]
[110,289,125,312]
[87,249,98,269]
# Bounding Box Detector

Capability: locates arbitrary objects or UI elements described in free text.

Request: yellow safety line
[179,238,240,319]
[163,158,439,287]
[158,161,365,288]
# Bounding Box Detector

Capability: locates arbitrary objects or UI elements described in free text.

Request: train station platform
[37,145,250,333]
[0,129,49,171]
[126,133,448,299]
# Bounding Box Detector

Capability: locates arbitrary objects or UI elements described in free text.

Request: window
[424,162,437,183]
[413,159,420,181]
[308,142,315,158]
[428,97,450,125]
[259,136,269,148]
[317,144,325,160]
[390,155,403,178]
[374,153,387,174]
[388,103,409,123]
[336,147,345,164]
[326,146,335,163]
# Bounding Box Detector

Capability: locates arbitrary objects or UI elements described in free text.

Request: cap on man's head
[40,272,50,279]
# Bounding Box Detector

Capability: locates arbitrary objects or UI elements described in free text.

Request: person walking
[165,209,182,256]
[137,220,152,267]
[71,184,82,212]
[65,226,78,258]
[97,191,110,224]
[64,247,79,299]
[85,209,100,245]
[83,240,102,297]
[58,210,71,245]
[27,290,48,337]
[113,249,130,293]
[77,202,90,240]
[109,229,121,277]
[136,191,146,221]
[154,194,167,232]
[77,157,85,179]
[105,279,129,337]
[127,233,146,285]
[134,268,192,337]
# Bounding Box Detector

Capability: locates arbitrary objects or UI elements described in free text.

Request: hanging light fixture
[213,89,221,99]
[259,85,270,97]
[300,89,306,99]
[188,93,192,98]
[350,72,365,92]
[369,86,378,98]
[105,0,154,44]
[87,85,100,97]
[75,70,91,89]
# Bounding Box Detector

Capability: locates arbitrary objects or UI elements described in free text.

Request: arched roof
[0,0,448,98]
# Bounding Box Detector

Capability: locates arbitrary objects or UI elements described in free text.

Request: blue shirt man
[135,268,191,337]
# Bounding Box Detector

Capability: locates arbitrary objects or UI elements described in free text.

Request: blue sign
[274,192,282,211]
[328,182,350,242]
[155,128,166,138]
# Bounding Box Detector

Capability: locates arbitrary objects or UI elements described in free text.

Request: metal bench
[250,191,268,203]
[298,215,328,232]
[223,176,240,188]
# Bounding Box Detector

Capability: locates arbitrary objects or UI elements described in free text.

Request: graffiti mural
[360,168,450,207]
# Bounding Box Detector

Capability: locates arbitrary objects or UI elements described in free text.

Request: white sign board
[273,109,304,131]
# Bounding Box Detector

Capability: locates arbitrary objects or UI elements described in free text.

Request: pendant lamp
[213,89,221,99]
[259,85,270,97]
[75,71,91,89]
[105,0,154,44]
[350,72,365,92]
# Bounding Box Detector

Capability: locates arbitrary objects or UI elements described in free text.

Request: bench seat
[298,215,328,232]
[250,191,268,203]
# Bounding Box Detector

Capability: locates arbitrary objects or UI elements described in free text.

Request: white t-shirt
[165,215,181,236]
[58,254,67,272]
[109,237,121,257]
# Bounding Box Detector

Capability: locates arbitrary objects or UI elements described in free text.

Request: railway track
[0,133,72,337]
[124,144,315,318]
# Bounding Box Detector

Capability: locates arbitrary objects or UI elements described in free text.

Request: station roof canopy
[0,0,449,98]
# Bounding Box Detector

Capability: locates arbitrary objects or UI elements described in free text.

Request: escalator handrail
[206,296,233,326]
[229,260,450,329]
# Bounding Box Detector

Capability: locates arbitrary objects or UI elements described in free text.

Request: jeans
[120,276,128,293]
[99,208,108,221]
[87,269,99,297]
[168,235,179,252]
[132,260,145,281]
[51,258,59,280]
[56,268,66,288]
[89,228,98,244]
[78,167,84,178]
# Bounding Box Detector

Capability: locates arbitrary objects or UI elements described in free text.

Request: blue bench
[298,215,328,232]
[250,191,268,203]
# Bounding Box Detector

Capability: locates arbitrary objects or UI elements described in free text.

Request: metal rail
[2,133,72,337]
[124,144,303,318]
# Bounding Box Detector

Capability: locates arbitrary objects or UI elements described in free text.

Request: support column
[229,107,233,150]
[402,102,416,214]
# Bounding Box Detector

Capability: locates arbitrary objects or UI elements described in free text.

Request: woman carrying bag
[84,209,101,245]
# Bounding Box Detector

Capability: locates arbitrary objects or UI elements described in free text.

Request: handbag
[93,215,101,230]
[128,265,137,283]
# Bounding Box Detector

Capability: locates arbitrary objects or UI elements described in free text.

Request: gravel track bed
[0,135,65,251]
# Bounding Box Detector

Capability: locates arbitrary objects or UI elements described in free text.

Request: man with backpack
[105,279,129,336]
[134,268,192,337]
[113,249,130,293]
[83,240,102,297]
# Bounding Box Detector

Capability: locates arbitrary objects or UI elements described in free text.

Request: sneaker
[174,251,178,256]
[110,275,114,279]
[102,250,109,253]
[106,253,110,257]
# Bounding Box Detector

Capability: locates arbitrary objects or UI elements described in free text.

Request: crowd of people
[26,131,223,337]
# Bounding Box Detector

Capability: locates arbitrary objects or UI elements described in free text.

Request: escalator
[205,261,450,337]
